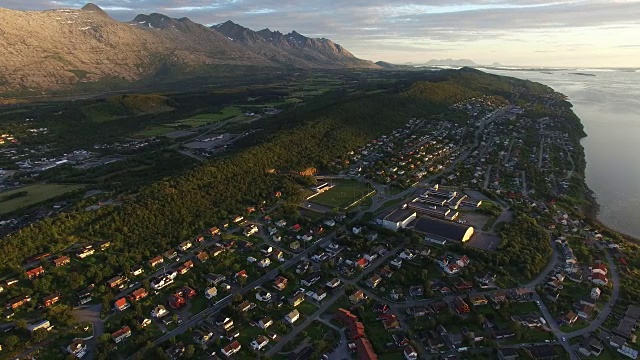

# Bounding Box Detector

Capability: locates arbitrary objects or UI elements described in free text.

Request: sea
[478,67,640,239]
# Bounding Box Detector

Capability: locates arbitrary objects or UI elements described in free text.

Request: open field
[174,106,242,126]
[309,179,374,209]
[0,183,85,214]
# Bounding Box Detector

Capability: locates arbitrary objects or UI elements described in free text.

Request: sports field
[309,179,375,209]
[0,184,85,214]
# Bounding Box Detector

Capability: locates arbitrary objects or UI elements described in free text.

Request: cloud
[3,0,640,66]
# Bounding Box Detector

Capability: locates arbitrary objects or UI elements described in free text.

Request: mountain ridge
[0,3,378,96]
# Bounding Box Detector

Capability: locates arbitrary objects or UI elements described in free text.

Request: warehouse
[412,216,474,243]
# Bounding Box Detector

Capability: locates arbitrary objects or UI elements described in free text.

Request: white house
[352,226,363,235]
[256,292,272,302]
[591,287,601,300]
[251,335,269,351]
[285,309,300,324]
[205,287,217,300]
[259,317,273,329]
[390,258,403,268]
[151,305,169,318]
[258,258,271,268]
[399,250,416,260]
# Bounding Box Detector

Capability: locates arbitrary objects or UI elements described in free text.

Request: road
[127,234,336,359]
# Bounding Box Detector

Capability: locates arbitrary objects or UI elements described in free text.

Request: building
[561,311,578,325]
[288,291,304,307]
[412,216,474,243]
[25,266,45,280]
[349,321,366,340]
[43,293,61,308]
[114,298,130,312]
[106,276,127,289]
[259,317,273,329]
[27,320,50,332]
[591,273,608,286]
[205,287,217,299]
[129,288,148,302]
[591,287,601,299]
[452,297,470,313]
[6,294,32,310]
[196,251,209,263]
[350,290,366,304]
[130,265,144,276]
[354,337,378,360]
[578,336,604,357]
[367,274,382,288]
[381,209,417,231]
[285,309,300,324]
[66,338,87,358]
[111,326,132,343]
[149,255,163,267]
[221,340,242,357]
[251,335,269,351]
[273,276,288,291]
[52,256,70,267]
[151,305,169,318]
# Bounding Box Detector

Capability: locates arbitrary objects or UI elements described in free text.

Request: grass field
[175,106,242,126]
[309,179,374,209]
[0,183,85,214]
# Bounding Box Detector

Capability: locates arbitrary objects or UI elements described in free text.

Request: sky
[3,0,640,67]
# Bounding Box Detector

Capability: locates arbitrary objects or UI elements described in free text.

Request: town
[0,70,637,360]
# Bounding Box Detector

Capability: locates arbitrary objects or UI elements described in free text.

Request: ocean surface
[479,67,640,238]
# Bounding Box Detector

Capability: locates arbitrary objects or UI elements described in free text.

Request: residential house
[512,288,535,301]
[258,258,271,268]
[111,326,131,343]
[469,294,488,306]
[267,276,287,293]
[290,241,301,250]
[168,294,186,309]
[335,308,358,325]
[130,265,144,276]
[129,288,148,302]
[205,287,217,300]
[289,292,305,307]
[591,287,601,300]
[590,263,608,276]
[106,276,127,289]
[349,321,366,340]
[164,249,178,260]
[25,266,45,280]
[591,273,608,286]
[307,288,326,302]
[149,256,164,267]
[206,273,226,286]
[453,297,470,313]
[235,270,248,281]
[251,335,269,351]
[301,272,321,287]
[578,336,604,357]
[221,340,242,357]
[561,311,578,325]
[285,309,300,324]
[177,240,192,252]
[259,317,273,329]
[43,293,61,308]
[209,226,221,236]
[356,258,369,269]
[399,250,415,260]
[380,314,400,330]
[379,265,394,278]
[350,290,366,304]
[403,345,418,360]
[196,251,209,263]
[66,338,87,358]
[354,337,378,360]
[194,331,213,346]
[52,256,70,267]
[390,258,403,268]
[576,304,594,319]
[114,298,130,312]
[326,278,341,289]
[367,274,382,288]
[151,305,169,318]
[352,226,363,235]
[580,296,597,308]
[210,246,225,257]
[77,246,95,259]
[237,300,253,312]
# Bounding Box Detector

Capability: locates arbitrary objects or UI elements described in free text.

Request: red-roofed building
[356,258,369,268]
[453,296,470,314]
[129,288,148,302]
[349,321,366,340]
[168,294,186,309]
[52,256,70,267]
[591,273,608,286]
[43,293,60,308]
[590,263,607,276]
[335,308,358,324]
[114,298,130,312]
[291,224,302,232]
[235,270,248,280]
[25,266,45,280]
[354,338,378,360]
[111,326,131,343]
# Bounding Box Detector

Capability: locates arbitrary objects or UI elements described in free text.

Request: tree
[4,335,19,350]
[184,344,195,358]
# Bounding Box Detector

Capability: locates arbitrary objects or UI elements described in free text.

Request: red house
[179,286,197,299]
[129,288,149,302]
[25,266,45,280]
[52,256,70,267]
[43,293,61,307]
[168,294,186,309]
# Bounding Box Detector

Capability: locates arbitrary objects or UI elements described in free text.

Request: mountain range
[0,3,378,95]
[423,59,478,66]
